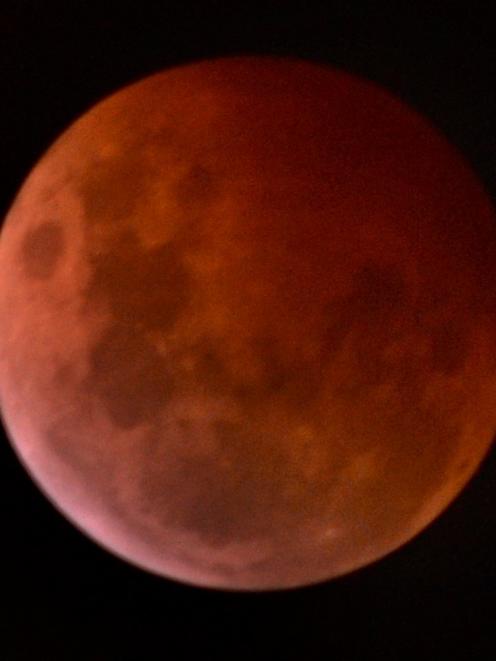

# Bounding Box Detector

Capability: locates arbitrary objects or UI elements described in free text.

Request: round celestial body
[0,56,495,590]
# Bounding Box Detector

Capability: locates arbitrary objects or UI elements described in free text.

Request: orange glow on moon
[0,57,495,590]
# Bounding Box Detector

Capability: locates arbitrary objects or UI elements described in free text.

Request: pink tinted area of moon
[0,57,495,590]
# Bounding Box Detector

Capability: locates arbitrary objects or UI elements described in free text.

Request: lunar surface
[1,57,495,590]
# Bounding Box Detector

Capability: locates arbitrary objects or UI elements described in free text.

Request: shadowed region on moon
[86,322,177,430]
[20,220,65,279]
[78,227,194,429]
[173,164,219,208]
[85,229,194,332]
[321,261,473,391]
[0,56,495,590]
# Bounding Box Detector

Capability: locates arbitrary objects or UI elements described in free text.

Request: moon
[1,56,495,590]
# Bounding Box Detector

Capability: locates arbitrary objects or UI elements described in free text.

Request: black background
[1,2,495,659]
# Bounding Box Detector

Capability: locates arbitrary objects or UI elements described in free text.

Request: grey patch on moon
[19,220,65,280]
[136,409,345,551]
[84,229,194,332]
[85,321,177,430]
[173,165,219,209]
[138,421,283,547]
[79,226,194,429]
[184,334,325,424]
[248,335,325,407]
[318,260,467,399]
[308,261,412,408]
[323,262,408,340]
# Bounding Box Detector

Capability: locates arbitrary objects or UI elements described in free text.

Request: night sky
[1,2,495,659]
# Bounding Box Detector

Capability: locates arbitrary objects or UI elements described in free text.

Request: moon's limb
[1,57,495,590]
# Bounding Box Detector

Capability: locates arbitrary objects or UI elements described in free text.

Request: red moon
[0,57,495,590]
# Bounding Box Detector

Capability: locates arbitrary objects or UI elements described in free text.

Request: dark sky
[1,2,495,659]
